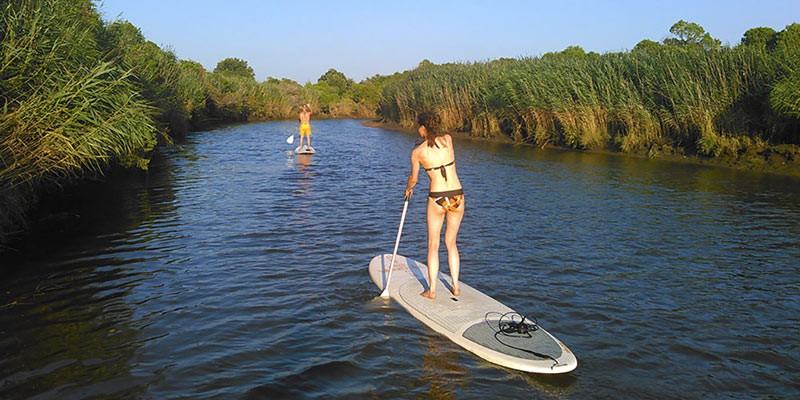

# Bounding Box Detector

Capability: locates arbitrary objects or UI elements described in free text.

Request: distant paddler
[298,103,313,150]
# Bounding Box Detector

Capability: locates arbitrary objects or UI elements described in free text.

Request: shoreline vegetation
[362,120,800,176]
[1,0,798,248]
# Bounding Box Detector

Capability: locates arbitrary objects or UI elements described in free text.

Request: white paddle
[286,134,294,144]
[380,197,409,298]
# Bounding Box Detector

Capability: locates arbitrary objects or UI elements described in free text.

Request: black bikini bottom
[428,188,464,211]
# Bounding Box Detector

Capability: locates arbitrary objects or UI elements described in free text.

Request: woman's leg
[444,199,465,295]
[422,197,446,299]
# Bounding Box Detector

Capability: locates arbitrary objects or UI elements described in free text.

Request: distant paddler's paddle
[380,196,409,298]
[286,134,294,144]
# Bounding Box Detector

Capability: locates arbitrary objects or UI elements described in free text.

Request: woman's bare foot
[452,286,461,296]
[420,290,436,299]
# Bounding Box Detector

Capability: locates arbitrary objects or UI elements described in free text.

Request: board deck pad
[294,145,315,154]
[369,254,577,373]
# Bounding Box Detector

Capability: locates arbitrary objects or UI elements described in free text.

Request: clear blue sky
[95,0,799,84]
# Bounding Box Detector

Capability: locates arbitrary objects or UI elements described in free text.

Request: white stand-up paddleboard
[294,145,315,154]
[369,254,577,374]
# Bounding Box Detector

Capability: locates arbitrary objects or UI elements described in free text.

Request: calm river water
[1,119,798,399]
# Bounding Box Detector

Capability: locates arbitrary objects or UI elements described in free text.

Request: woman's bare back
[417,135,461,192]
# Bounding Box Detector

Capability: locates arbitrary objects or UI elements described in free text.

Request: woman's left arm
[405,150,420,198]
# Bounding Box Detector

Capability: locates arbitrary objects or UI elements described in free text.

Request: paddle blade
[380,288,390,298]
[286,135,294,144]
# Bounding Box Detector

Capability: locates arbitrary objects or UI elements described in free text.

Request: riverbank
[363,120,800,177]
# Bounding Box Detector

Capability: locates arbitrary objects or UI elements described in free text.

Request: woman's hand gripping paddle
[380,197,410,298]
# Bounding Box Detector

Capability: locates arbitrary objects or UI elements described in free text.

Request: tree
[214,57,255,80]
[561,45,586,58]
[542,46,586,61]
[317,68,353,96]
[632,39,661,54]
[740,27,777,50]
[417,59,436,69]
[663,20,721,50]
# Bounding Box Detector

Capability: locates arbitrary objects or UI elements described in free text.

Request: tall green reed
[1,0,157,239]
[378,43,782,157]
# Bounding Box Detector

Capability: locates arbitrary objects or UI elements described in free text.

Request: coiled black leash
[488,312,562,369]
[498,312,540,335]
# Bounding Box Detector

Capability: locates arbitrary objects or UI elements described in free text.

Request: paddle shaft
[380,198,409,297]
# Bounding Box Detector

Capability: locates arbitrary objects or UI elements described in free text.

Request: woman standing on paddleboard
[404,111,465,299]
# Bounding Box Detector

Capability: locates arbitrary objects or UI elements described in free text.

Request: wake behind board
[294,145,316,154]
[369,254,577,374]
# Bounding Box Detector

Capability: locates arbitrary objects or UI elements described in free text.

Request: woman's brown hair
[417,111,443,148]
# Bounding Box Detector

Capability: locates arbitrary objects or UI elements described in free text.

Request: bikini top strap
[422,160,454,171]
[423,160,455,181]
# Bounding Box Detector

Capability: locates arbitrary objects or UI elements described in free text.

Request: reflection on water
[1,119,798,399]
[292,153,314,199]
[416,334,466,399]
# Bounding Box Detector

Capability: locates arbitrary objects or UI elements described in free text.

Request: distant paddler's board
[369,254,577,374]
[294,146,316,154]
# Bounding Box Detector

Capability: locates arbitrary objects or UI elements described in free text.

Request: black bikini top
[417,137,454,180]
[424,160,455,181]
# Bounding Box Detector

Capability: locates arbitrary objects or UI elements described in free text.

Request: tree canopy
[214,57,255,80]
[317,68,354,96]
[663,20,721,50]
[741,27,778,50]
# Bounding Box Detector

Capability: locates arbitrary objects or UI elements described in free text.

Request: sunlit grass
[378,44,796,157]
